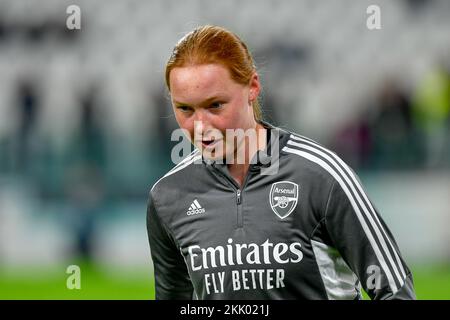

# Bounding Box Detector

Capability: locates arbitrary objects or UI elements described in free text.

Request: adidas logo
[187,199,205,216]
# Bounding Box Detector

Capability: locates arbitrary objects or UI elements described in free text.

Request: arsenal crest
[269,181,299,219]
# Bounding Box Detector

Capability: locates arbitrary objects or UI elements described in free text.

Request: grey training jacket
[146,121,416,300]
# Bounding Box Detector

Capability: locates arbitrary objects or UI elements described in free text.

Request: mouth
[198,138,220,149]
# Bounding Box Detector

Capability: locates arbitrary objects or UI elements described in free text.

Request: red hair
[165,25,262,121]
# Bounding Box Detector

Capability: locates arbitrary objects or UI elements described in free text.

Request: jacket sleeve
[146,191,194,300]
[324,175,416,300]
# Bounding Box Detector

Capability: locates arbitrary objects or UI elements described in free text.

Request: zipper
[236,189,243,228]
[211,165,254,229]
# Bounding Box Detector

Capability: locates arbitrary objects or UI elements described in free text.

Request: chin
[201,149,224,162]
[200,146,234,164]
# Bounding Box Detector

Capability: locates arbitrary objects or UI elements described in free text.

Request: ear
[248,72,261,104]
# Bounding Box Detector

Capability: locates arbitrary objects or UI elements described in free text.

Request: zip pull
[236,189,242,205]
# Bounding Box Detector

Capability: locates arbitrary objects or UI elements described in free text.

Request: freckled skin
[169,64,264,186]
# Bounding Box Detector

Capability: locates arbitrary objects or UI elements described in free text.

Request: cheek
[223,100,249,128]
[215,96,247,128]
[175,114,195,139]
[209,113,235,136]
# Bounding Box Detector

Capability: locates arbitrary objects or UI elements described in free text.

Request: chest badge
[269,181,299,219]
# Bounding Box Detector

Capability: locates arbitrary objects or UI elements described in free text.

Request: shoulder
[149,148,202,200]
[279,127,356,186]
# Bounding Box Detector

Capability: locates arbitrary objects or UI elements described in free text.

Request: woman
[147,25,416,300]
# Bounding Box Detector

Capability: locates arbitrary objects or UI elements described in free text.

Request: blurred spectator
[150,88,175,159]
[145,87,180,180]
[331,113,372,170]
[332,78,427,170]
[74,86,107,168]
[63,86,107,261]
[13,80,40,174]
[411,61,450,169]
[64,163,105,261]
[369,79,426,170]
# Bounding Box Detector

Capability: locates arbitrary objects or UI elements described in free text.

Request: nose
[193,109,209,135]
[193,108,205,123]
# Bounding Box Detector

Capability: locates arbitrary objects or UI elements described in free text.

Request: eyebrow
[173,95,224,107]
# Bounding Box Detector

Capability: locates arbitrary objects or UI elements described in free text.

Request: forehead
[169,64,241,102]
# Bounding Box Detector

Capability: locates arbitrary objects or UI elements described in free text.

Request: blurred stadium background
[0,0,449,299]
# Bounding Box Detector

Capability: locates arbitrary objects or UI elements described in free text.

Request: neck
[227,122,267,188]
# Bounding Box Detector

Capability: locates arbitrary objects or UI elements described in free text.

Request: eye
[209,102,223,109]
[177,105,193,113]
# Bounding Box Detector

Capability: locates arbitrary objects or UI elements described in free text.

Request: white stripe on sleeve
[283,145,400,293]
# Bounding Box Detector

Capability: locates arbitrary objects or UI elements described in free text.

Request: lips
[196,138,220,149]
[201,138,216,148]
